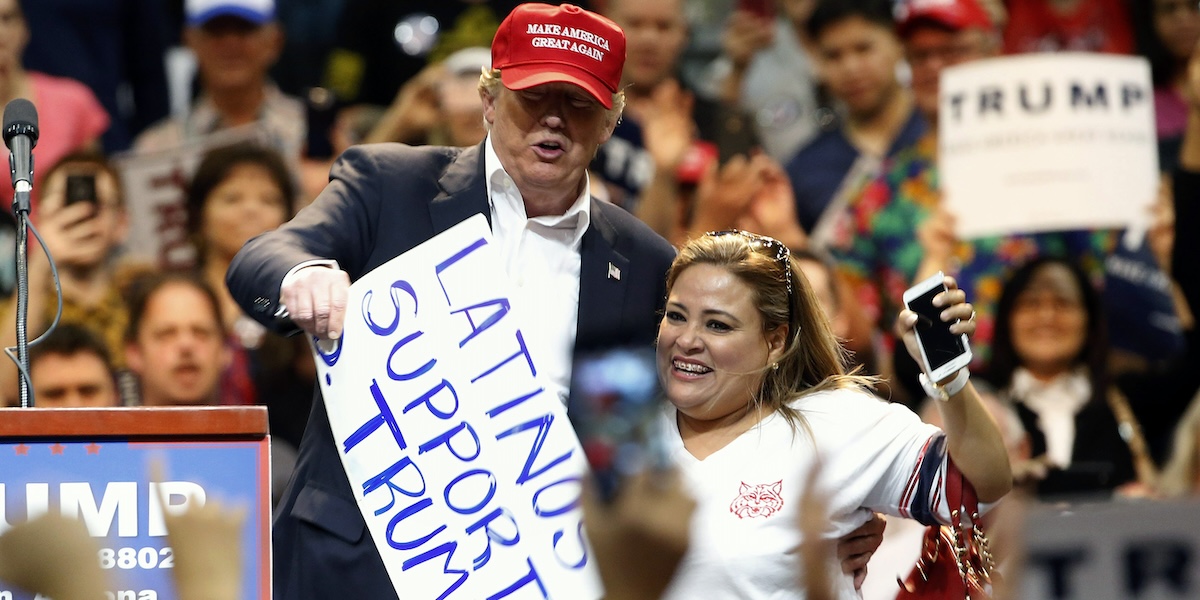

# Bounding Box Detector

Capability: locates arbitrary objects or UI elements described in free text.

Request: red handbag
[895,458,997,600]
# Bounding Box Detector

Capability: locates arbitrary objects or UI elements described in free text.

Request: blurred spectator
[785,0,926,234]
[125,272,297,504]
[362,46,490,147]
[604,0,761,227]
[124,273,229,407]
[684,151,809,250]
[1002,0,1134,55]
[1145,46,1200,496]
[1159,392,1200,497]
[0,152,140,406]
[986,256,1135,498]
[29,324,120,408]
[0,512,109,599]
[321,0,522,107]
[19,0,168,153]
[796,248,848,338]
[0,0,109,211]
[1133,0,1200,172]
[829,0,1114,402]
[795,247,878,372]
[582,471,696,600]
[186,142,315,447]
[712,0,824,162]
[135,0,304,159]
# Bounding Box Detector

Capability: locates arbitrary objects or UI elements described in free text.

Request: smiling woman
[655,231,1011,600]
[985,256,1137,498]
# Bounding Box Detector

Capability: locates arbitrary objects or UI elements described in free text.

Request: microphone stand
[13,179,29,408]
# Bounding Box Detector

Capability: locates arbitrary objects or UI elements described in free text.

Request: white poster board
[310,215,602,600]
[114,126,275,269]
[1019,499,1200,599]
[939,53,1158,239]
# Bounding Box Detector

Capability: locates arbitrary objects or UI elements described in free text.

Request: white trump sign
[939,53,1158,239]
[1020,499,1200,599]
[310,214,602,600]
[114,126,276,269]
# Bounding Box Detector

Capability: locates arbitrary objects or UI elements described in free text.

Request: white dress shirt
[1012,367,1092,468]
[484,134,590,406]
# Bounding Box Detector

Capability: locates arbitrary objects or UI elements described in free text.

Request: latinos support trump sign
[310,215,602,600]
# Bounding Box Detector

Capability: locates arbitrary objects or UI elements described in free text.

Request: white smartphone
[903,272,972,382]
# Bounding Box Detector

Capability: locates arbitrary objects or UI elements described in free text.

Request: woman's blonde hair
[666,232,875,433]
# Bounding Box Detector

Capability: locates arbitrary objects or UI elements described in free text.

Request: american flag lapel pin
[607,262,621,281]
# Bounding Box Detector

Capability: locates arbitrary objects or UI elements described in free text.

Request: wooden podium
[0,406,271,600]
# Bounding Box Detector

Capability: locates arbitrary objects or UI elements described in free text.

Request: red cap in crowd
[895,0,994,38]
[491,3,626,109]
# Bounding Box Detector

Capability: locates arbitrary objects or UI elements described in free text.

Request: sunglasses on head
[705,229,794,304]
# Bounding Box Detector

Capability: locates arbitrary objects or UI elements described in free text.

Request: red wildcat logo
[729,480,784,519]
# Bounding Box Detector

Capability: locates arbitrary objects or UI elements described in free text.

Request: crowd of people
[1,0,1198,598]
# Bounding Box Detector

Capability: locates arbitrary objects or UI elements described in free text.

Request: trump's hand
[281,265,351,340]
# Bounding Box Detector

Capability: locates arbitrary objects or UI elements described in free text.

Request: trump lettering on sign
[938,53,1158,239]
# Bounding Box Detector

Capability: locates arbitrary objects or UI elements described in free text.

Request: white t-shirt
[660,387,949,600]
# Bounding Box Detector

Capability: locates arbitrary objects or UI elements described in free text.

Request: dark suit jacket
[227,142,676,599]
[1013,396,1135,498]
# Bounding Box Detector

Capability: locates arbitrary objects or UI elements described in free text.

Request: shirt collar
[1012,367,1092,415]
[484,133,592,243]
[189,83,287,136]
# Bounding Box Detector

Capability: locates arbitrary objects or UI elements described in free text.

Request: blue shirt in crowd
[785,108,927,232]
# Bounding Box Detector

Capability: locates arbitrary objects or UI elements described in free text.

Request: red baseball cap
[491,3,625,109]
[895,0,994,38]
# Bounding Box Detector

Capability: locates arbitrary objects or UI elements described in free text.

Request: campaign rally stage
[311,214,602,600]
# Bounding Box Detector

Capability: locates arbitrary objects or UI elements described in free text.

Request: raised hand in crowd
[895,275,1011,502]
[153,461,247,600]
[689,152,808,250]
[639,80,697,175]
[688,153,762,237]
[633,80,697,241]
[719,9,776,105]
[163,497,247,600]
[36,202,109,271]
[582,470,695,600]
[733,155,808,250]
[0,512,109,599]
[364,62,447,146]
[914,203,959,282]
[798,465,836,600]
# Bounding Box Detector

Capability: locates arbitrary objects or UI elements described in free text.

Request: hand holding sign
[312,215,603,599]
[281,265,352,339]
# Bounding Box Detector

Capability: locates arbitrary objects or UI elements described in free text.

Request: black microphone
[3,99,38,199]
